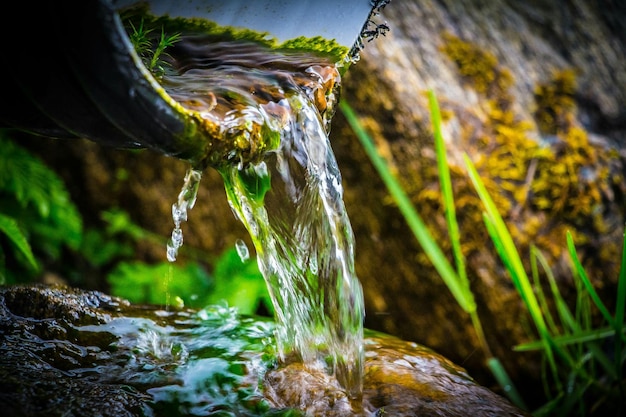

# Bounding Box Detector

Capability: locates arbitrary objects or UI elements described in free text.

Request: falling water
[158,34,365,402]
[220,93,365,400]
[166,168,202,262]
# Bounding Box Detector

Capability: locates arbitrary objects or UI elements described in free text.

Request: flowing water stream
[156,34,366,405]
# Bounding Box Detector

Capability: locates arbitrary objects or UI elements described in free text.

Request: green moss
[280,36,348,64]
[533,69,577,134]
[526,70,619,231]
[440,32,513,98]
[120,6,348,64]
[412,33,624,268]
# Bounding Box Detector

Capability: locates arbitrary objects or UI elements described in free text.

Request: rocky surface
[0,284,528,417]
[333,0,626,397]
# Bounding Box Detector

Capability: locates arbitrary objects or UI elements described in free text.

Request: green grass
[127,18,181,77]
[340,91,626,416]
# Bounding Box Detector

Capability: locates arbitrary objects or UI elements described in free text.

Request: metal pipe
[0,0,373,162]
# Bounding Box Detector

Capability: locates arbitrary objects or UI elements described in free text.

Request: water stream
[219,93,365,401]
[158,35,365,404]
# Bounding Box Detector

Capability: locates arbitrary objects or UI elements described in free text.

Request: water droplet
[171,228,183,246]
[235,239,250,262]
[166,242,178,262]
[167,168,203,262]
[172,203,186,224]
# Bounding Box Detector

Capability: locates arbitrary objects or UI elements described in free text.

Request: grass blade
[614,226,626,399]
[428,90,468,288]
[466,154,600,387]
[464,153,549,334]
[566,231,623,340]
[530,246,560,334]
[616,227,626,333]
[514,327,620,351]
[487,357,528,410]
[464,154,578,379]
[339,100,474,312]
[534,247,578,333]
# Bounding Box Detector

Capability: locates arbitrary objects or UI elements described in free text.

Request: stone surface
[332,0,626,399]
[0,284,528,417]
[266,336,530,417]
[0,285,150,417]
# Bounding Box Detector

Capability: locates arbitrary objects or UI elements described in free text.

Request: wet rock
[1,283,129,324]
[0,284,528,417]
[265,335,529,417]
[0,285,150,417]
[264,362,355,416]
[361,336,526,416]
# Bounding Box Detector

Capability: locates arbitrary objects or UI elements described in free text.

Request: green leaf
[208,247,271,315]
[0,212,38,270]
[0,132,83,256]
[80,228,134,267]
[107,261,211,308]
[101,208,148,240]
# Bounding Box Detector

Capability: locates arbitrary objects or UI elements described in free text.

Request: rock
[361,335,526,417]
[266,335,529,417]
[0,285,150,417]
[0,284,528,417]
[332,0,626,399]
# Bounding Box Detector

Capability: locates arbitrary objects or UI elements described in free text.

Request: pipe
[0,0,373,163]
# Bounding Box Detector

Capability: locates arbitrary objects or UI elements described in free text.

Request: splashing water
[220,93,365,400]
[160,35,365,402]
